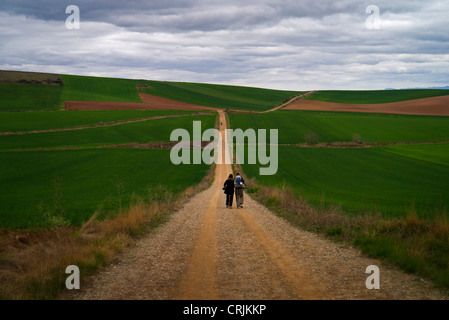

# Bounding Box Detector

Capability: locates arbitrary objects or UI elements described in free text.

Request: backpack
[235,176,243,188]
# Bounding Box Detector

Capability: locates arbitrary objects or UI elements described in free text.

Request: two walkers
[223,172,245,209]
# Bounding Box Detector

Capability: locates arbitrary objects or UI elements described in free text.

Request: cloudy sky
[0,0,448,90]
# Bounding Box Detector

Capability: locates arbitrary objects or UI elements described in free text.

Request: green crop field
[243,143,449,216]
[140,81,304,111]
[60,74,147,103]
[382,143,449,167]
[229,110,449,144]
[0,83,63,111]
[242,144,449,218]
[0,110,201,133]
[305,89,449,104]
[0,114,216,151]
[0,148,210,229]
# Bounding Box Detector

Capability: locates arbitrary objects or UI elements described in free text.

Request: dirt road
[65,111,448,300]
[260,91,317,113]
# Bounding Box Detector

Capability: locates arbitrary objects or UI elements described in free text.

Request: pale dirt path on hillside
[62,111,448,300]
[260,91,317,113]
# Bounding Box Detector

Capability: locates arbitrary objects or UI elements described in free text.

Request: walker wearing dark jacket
[223,174,235,208]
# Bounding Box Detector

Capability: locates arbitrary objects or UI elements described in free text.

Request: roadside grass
[228,110,449,144]
[140,81,304,112]
[0,164,215,300]
[0,110,201,133]
[0,114,217,151]
[0,83,63,111]
[305,89,449,104]
[242,175,449,290]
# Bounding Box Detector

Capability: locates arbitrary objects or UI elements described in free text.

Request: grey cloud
[0,0,428,32]
[0,1,448,90]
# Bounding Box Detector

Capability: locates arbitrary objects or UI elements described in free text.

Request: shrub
[305,132,319,145]
[352,133,362,144]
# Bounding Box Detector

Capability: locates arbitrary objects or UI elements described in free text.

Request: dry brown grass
[0,199,162,299]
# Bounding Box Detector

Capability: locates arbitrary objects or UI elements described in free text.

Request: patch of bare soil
[284,95,449,116]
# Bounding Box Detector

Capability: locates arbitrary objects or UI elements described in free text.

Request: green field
[382,143,449,167]
[0,114,216,151]
[141,81,303,111]
[229,110,449,144]
[0,83,63,111]
[0,110,201,133]
[305,90,449,104]
[0,148,210,229]
[242,144,449,218]
[60,74,148,103]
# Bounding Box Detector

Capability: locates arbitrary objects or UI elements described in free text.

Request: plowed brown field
[284,95,449,116]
